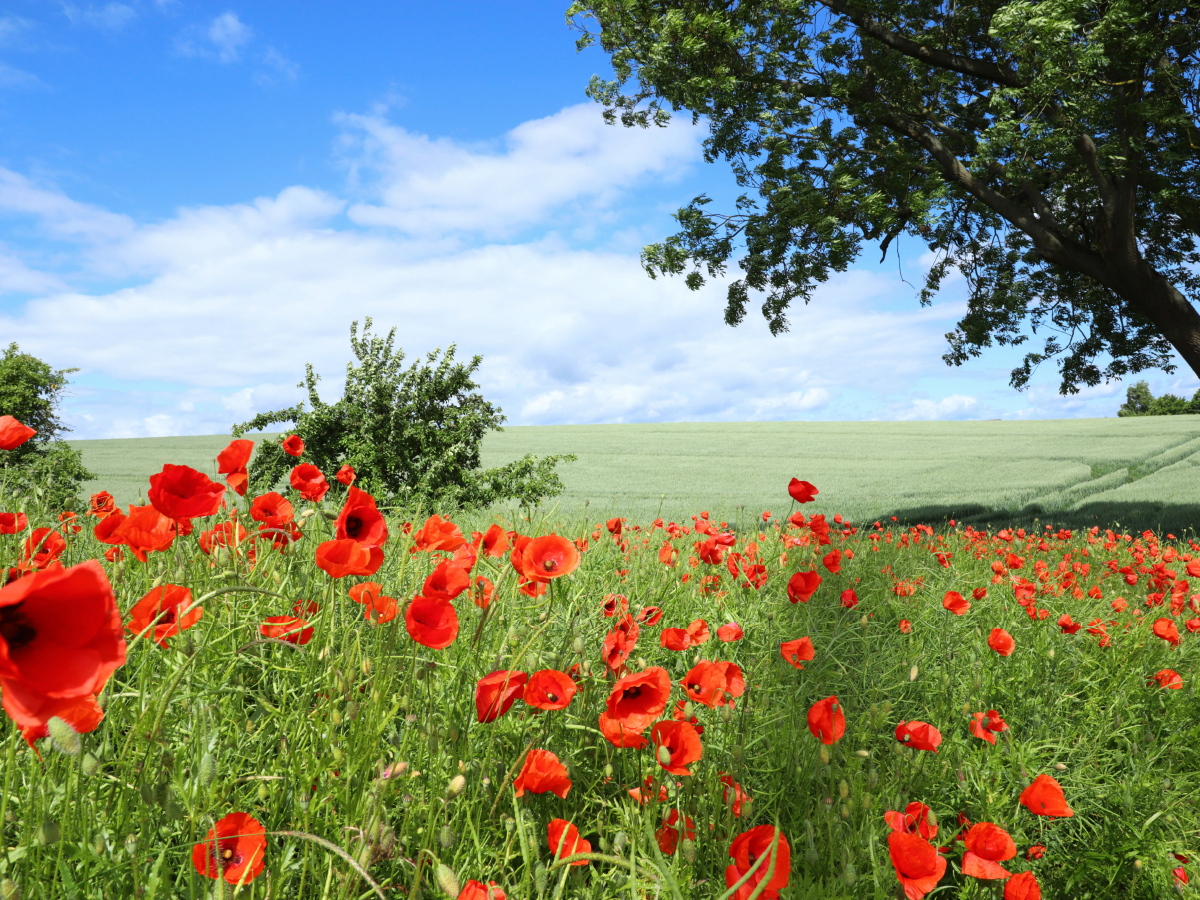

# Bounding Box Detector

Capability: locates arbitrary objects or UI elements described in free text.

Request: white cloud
[62,3,137,30]
[255,46,298,85]
[0,15,33,45]
[0,169,135,242]
[897,394,980,420]
[0,63,42,89]
[178,11,252,63]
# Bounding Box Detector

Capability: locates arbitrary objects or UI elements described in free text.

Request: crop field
[74,417,1200,533]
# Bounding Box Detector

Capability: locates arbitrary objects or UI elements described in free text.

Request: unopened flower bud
[199,751,218,787]
[909,664,919,682]
[36,819,59,846]
[844,863,858,886]
[446,774,466,798]
[439,825,457,849]
[838,779,849,799]
[0,878,18,900]
[819,747,830,765]
[681,838,696,863]
[657,745,672,767]
[613,831,628,855]
[434,862,460,897]
[81,752,101,777]
[47,717,81,757]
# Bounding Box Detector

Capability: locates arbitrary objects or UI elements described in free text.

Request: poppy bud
[573,637,584,655]
[681,838,697,863]
[362,658,372,676]
[0,880,17,900]
[534,864,547,894]
[415,667,427,682]
[840,804,850,819]
[81,752,101,777]
[139,782,155,805]
[330,710,344,725]
[868,767,878,789]
[860,615,868,628]
[332,747,343,765]
[1048,648,1055,658]
[657,745,672,767]
[1133,859,1143,870]
[838,779,849,799]
[604,763,613,779]
[613,831,628,854]
[36,819,60,846]
[258,783,270,802]
[861,792,872,810]
[46,717,81,757]
[766,610,774,621]
[447,774,466,797]
[1054,762,1067,771]
[819,747,830,765]
[683,701,695,719]
[844,862,857,885]
[854,749,869,758]
[439,825,457,849]
[909,664,919,681]
[973,672,982,690]
[435,862,460,897]
[721,705,734,723]
[199,751,217,787]
[92,833,107,856]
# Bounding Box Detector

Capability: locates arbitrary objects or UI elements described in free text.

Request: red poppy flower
[961,822,1016,879]
[1004,871,1040,900]
[458,881,506,900]
[780,636,815,669]
[0,512,28,535]
[987,628,1015,656]
[547,819,590,866]
[636,605,663,626]
[523,669,577,711]
[1153,617,1181,647]
[788,478,818,503]
[720,773,751,816]
[888,831,947,899]
[475,670,528,723]
[717,621,744,641]
[885,802,938,840]
[1057,614,1081,634]
[520,534,580,582]
[839,588,859,609]
[661,628,691,651]
[217,439,254,495]
[147,464,226,521]
[191,812,266,884]
[0,560,126,732]
[1019,774,1074,817]
[651,720,703,775]
[335,486,388,549]
[726,825,791,899]
[822,548,842,574]
[314,539,382,578]
[972,587,987,600]
[198,520,249,556]
[1151,668,1183,689]
[899,619,913,633]
[807,695,845,744]
[289,464,329,503]
[88,492,117,518]
[19,692,103,751]
[281,435,305,457]
[656,809,696,855]
[348,582,382,604]
[682,660,745,708]
[0,415,36,450]
[335,464,356,485]
[413,514,467,552]
[628,775,668,805]
[470,575,494,609]
[406,593,459,649]
[513,748,572,798]
[127,584,201,648]
[598,711,649,748]
[472,523,508,558]
[943,591,970,615]
[605,666,671,731]
[249,492,294,527]
[364,592,398,624]
[969,709,1008,743]
[787,570,821,603]
[1025,844,1046,861]
[896,720,942,753]
[424,560,470,600]
[22,528,66,570]
[259,616,313,645]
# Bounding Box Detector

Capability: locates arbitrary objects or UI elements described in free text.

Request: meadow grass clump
[1,448,1199,899]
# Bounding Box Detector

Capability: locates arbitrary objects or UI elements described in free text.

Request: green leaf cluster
[0,342,93,511]
[1117,379,1200,416]
[232,320,574,510]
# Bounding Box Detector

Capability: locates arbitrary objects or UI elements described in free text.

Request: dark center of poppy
[546,692,558,702]
[542,558,557,572]
[624,686,642,700]
[212,841,242,870]
[0,603,35,651]
[345,514,364,539]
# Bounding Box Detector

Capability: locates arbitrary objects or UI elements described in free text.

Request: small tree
[1117,381,1154,417]
[1117,380,1200,416]
[233,320,575,509]
[0,343,93,511]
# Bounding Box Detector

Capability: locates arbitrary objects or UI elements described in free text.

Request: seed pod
[909,664,919,682]
[838,780,849,799]
[439,825,457,849]
[819,747,830,765]
[199,751,218,787]
[573,637,584,655]
[657,745,672,767]
[446,774,466,798]
[47,717,81,757]
[504,816,515,834]
[434,863,460,897]
[81,752,101,777]
[124,833,138,857]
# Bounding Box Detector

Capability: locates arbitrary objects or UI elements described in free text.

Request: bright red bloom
[628,775,668,805]
[348,582,381,605]
[22,528,66,570]
[943,591,970,615]
[281,434,304,457]
[888,831,947,899]
[191,812,266,884]
[661,628,691,651]
[405,594,459,649]
[605,666,671,731]
[259,616,313,645]
[822,548,842,573]
[458,881,506,900]
[19,692,103,752]
[598,711,649,748]
[1151,668,1183,689]
[473,523,509,558]
[0,512,28,535]
[424,560,470,600]
[1025,844,1046,861]
[475,670,528,723]
[249,492,294,527]
[717,621,744,641]
[148,464,225,520]
[127,585,201,648]
[314,539,382,578]
[1019,774,1073,817]
[896,720,942,753]
[335,464,356,485]
[972,587,987,600]
[787,570,821,603]
[885,802,938,840]
[363,592,398,624]
[0,560,126,731]
[0,416,35,450]
[726,825,790,899]
[651,719,703,775]
[1153,617,1181,647]
[412,514,466,552]
[780,636,815,669]
[988,628,1015,656]
[720,773,752,816]
[656,809,697,855]
[335,486,388,549]
[521,534,580,582]
[899,619,913,633]
[88,492,117,518]
[969,710,1008,743]
[637,605,663,626]
[839,588,859,608]
[1004,871,1041,900]
[289,464,329,503]
[217,439,254,496]
[682,660,745,708]
[470,575,494,609]
[788,478,818,503]
[523,669,577,711]
[1057,614,1082,634]
[807,695,845,744]
[513,748,572,799]
[547,819,590,866]
[961,822,1016,880]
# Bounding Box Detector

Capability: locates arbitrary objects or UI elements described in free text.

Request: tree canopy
[568,0,1200,393]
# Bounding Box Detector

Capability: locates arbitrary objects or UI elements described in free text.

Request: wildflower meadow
[2,414,1199,899]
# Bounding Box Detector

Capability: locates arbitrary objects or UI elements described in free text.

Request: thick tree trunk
[1112,264,1200,381]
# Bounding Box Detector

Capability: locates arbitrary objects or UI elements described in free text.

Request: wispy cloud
[62,3,137,31]
[178,11,252,63]
[254,46,298,85]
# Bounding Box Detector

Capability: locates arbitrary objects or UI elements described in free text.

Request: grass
[73,416,1200,533]
[2,460,1200,899]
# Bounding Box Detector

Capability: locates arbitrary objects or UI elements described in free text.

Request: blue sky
[0,1,1195,439]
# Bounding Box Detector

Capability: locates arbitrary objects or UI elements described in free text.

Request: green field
[72,417,1200,532]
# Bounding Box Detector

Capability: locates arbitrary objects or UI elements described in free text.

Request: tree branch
[814,0,1026,88]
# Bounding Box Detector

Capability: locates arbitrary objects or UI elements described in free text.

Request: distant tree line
[1118,381,1200,417]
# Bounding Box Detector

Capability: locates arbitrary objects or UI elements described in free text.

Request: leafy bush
[1118,380,1200,416]
[232,319,574,509]
[0,342,93,511]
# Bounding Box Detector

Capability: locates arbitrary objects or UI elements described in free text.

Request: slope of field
[71,417,1200,532]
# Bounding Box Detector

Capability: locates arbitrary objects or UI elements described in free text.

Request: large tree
[567,0,1200,392]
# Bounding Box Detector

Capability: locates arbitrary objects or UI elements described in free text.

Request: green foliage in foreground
[1118,380,1200,418]
[0,343,93,512]
[232,319,574,510]
[2,485,1199,898]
